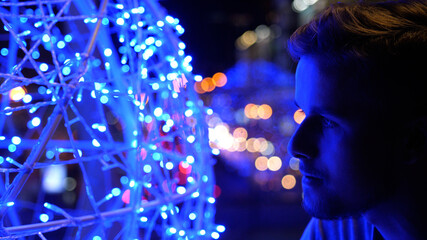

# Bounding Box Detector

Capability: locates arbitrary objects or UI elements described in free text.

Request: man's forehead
[295,56,377,118]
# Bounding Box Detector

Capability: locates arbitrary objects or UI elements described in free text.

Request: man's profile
[286,0,427,239]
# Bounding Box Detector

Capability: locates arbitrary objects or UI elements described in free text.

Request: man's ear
[401,117,427,165]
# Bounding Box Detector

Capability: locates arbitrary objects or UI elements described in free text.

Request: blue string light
[0,0,220,238]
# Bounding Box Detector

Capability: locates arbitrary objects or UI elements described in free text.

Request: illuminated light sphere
[281,174,297,190]
[0,1,219,239]
[212,72,227,87]
[255,156,268,171]
[294,109,306,124]
[9,86,26,101]
[267,156,282,171]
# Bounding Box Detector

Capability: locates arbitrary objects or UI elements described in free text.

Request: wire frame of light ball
[0,0,222,239]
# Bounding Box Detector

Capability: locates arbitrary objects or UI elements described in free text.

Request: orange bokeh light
[212,72,227,87]
[194,81,204,94]
[255,156,268,171]
[246,138,256,152]
[281,174,297,190]
[293,109,306,124]
[253,138,268,152]
[201,77,215,92]
[244,103,258,119]
[233,127,248,139]
[258,104,272,119]
[236,141,246,152]
[9,86,26,101]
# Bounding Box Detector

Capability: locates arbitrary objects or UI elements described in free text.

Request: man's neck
[363,184,427,240]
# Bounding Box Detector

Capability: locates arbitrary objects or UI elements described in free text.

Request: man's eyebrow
[293,101,347,118]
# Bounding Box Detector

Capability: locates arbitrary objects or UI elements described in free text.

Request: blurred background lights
[236,30,257,50]
[267,156,282,171]
[255,156,269,171]
[281,174,297,190]
[212,72,227,87]
[244,103,273,120]
[194,72,228,94]
[292,0,319,12]
[294,109,306,124]
[289,157,300,171]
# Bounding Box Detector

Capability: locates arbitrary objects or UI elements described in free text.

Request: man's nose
[287,117,319,160]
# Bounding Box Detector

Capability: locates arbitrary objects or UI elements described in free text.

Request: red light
[122,189,130,204]
[213,185,221,198]
[179,161,192,174]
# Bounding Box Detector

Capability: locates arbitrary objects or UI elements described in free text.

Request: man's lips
[299,164,324,179]
[300,170,323,179]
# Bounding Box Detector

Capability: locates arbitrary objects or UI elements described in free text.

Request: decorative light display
[0,0,221,239]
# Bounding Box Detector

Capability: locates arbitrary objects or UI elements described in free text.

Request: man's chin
[302,194,363,220]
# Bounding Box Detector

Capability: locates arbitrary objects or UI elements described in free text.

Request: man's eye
[321,117,336,128]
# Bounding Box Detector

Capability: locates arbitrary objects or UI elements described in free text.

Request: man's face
[288,55,398,219]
